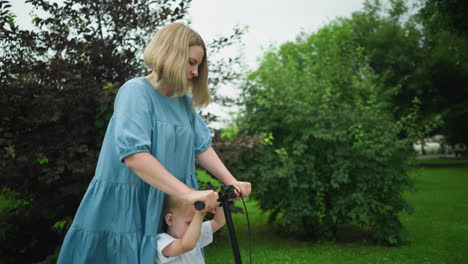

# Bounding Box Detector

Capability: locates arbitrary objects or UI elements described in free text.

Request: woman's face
[188,45,204,81]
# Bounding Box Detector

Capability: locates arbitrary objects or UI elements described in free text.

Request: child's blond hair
[163,194,188,215]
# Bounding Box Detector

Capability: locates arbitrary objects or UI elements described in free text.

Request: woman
[57,23,251,264]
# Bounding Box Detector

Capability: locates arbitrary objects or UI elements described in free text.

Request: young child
[156,193,226,263]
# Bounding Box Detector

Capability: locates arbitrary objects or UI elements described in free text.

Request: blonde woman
[57,23,251,264]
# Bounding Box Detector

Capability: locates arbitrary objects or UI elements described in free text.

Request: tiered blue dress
[57,77,212,263]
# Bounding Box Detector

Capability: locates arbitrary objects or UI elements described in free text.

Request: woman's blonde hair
[144,23,210,108]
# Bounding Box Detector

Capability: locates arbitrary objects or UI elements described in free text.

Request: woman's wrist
[174,188,198,206]
[222,177,238,186]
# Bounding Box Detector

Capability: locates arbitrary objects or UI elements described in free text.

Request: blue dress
[57,77,212,264]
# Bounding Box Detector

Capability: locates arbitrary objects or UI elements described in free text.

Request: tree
[236,18,423,244]
[419,0,468,37]
[346,1,426,116]
[0,0,244,262]
[348,0,468,147]
[417,0,468,147]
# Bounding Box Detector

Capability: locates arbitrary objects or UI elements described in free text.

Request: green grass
[410,158,468,167]
[205,162,468,263]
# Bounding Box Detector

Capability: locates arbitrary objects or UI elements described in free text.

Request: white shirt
[156,221,213,264]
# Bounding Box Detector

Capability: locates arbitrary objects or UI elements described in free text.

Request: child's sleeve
[198,221,214,248]
[113,84,153,162]
[156,233,177,263]
[193,112,212,156]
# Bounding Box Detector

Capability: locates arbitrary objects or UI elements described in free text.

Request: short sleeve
[193,113,212,156]
[198,221,213,248]
[156,233,177,263]
[113,84,153,162]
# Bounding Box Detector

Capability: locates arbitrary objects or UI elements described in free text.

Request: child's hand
[208,203,221,214]
[210,202,226,232]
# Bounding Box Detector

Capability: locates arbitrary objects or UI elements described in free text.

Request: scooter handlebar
[194,185,236,211]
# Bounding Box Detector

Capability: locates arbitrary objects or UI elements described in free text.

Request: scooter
[195,185,251,264]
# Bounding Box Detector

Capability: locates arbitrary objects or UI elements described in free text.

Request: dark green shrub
[236,20,433,244]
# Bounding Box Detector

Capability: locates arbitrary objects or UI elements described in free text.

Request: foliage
[0,188,32,238]
[196,169,222,191]
[419,0,468,37]
[0,0,244,262]
[236,15,424,244]
[415,0,468,147]
[347,0,468,146]
[346,0,426,118]
[220,125,240,141]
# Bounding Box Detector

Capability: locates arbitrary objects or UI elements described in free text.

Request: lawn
[0,160,466,263]
[205,161,468,264]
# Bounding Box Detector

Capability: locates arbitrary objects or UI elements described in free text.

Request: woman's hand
[196,147,252,201]
[185,189,219,212]
[230,181,251,200]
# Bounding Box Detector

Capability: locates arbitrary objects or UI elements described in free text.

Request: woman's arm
[125,152,218,208]
[196,147,251,198]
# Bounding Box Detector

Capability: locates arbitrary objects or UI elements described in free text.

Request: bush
[236,21,420,244]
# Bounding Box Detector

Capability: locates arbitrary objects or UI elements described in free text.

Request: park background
[1,0,467,263]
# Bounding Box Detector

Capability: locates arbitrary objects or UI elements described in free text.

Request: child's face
[166,206,196,239]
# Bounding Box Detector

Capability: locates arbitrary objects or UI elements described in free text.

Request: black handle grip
[194,201,205,211]
[194,186,236,211]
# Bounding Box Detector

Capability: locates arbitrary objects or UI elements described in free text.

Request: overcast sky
[10,0,366,127]
[189,0,365,69]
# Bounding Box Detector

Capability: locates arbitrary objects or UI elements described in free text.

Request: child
[156,193,226,263]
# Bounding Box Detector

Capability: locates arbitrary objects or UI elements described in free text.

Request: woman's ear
[165,213,174,226]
